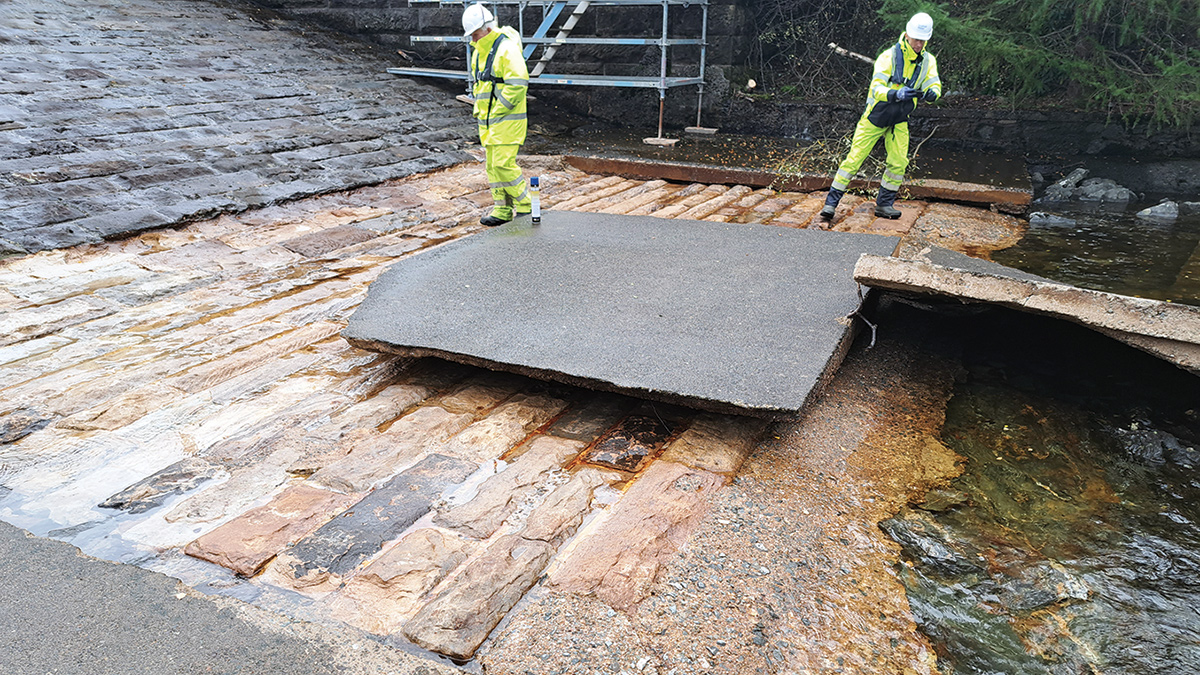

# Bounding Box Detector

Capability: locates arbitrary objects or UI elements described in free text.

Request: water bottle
[530,176,541,223]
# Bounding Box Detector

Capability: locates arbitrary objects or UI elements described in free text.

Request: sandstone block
[656,413,769,476]
[547,393,636,442]
[57,381,188,432]
[435,436,585,538]
[522,468,620,544]
[274,453,476,588]
[165,442,308,526]
[403,534,554,660]
[309,405,473,493]
[327,527,473,635]
[184,484,357,578]
[436,373,526,415]
[439,393,568,463]
[548,461,724,610]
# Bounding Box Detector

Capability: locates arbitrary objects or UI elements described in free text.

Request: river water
[994,204,1200,307]
[883,306,1200,674]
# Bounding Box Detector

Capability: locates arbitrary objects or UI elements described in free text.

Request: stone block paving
[0,0,475,255]
[0,153,1019,670]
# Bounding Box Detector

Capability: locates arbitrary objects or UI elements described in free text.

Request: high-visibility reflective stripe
[494,198,506,205]
[487,112,527,123]
[505,78,528,86]
[489,176,525,189]
[494,91,514,109]
[832,177,851,191]
[881,179,901,191]
[513,185,529,202]
[836,169,853,182]
[884,169,905,184]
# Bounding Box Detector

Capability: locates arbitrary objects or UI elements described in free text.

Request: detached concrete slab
[854,247,1200,374]
[344,212,899,418]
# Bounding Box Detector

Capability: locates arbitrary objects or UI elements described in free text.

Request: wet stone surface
[0,0,474,254]
[98,457,224,514]
[584,414,675,472]
[280,453,475,582]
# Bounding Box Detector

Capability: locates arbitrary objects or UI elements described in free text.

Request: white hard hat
[462,4,494,37]
[906,12,933,40]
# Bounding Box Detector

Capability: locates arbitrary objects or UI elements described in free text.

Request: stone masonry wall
[241,0,752,129]
[244,0,752,73]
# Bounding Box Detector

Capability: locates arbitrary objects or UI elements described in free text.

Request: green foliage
[877,0,1200,128]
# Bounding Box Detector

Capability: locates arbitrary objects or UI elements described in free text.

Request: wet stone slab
[583,414,675,472]
[546,392,638,442]
[278,453,476,583]
[402,534,556,660]
[98,457,224,514]
[184,484,358,578]
[344,212,899,418]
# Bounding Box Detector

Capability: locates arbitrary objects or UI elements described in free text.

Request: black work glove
[921,89,938,103]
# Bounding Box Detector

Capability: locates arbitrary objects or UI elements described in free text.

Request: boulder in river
[1137,200,1179,221]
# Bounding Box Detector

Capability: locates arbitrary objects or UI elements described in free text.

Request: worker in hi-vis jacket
[463,3,532,226]
[821,12,942,221]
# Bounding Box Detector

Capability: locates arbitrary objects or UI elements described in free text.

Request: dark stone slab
[0,408,52,444]
[344,212,899,418]
[583,414,674,472]
[98,458,223,514]
[282,453,475,579]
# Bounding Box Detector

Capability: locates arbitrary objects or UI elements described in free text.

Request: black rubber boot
[875,188,902,219]
[480,214,511,227]
[820,188,844,220]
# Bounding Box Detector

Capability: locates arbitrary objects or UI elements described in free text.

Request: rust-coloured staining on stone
[549,460,724,610]
[403,534,555,660]
[583,414,675,472]
[327,527,474,635]
[184,483,357,578]
[656,413,771,477]
[546,393,637,443]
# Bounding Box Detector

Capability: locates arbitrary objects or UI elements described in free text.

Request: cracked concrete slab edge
[854,253,1200,345]
[1094,328,1200,375]
[344,337,802,421]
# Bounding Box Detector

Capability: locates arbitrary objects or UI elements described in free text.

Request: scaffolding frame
[392,0,710,138]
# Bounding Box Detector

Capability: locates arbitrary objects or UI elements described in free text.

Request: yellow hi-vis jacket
[862,34,941,128]
[469,26,529,146]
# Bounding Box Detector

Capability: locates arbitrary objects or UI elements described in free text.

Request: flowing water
[993,204,1200,307]
[884,309,1200,674]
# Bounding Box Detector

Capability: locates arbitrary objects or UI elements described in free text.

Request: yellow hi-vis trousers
[830,116,910,194]
[485,143,531,220]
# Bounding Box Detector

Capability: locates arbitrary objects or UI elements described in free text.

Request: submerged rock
[99,458,225,513]
[1137,200,1179,221]
[1027,211,1077,227]
[879,509,985,577]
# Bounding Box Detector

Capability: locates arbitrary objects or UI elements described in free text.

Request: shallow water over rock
[885,310,1200,674]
